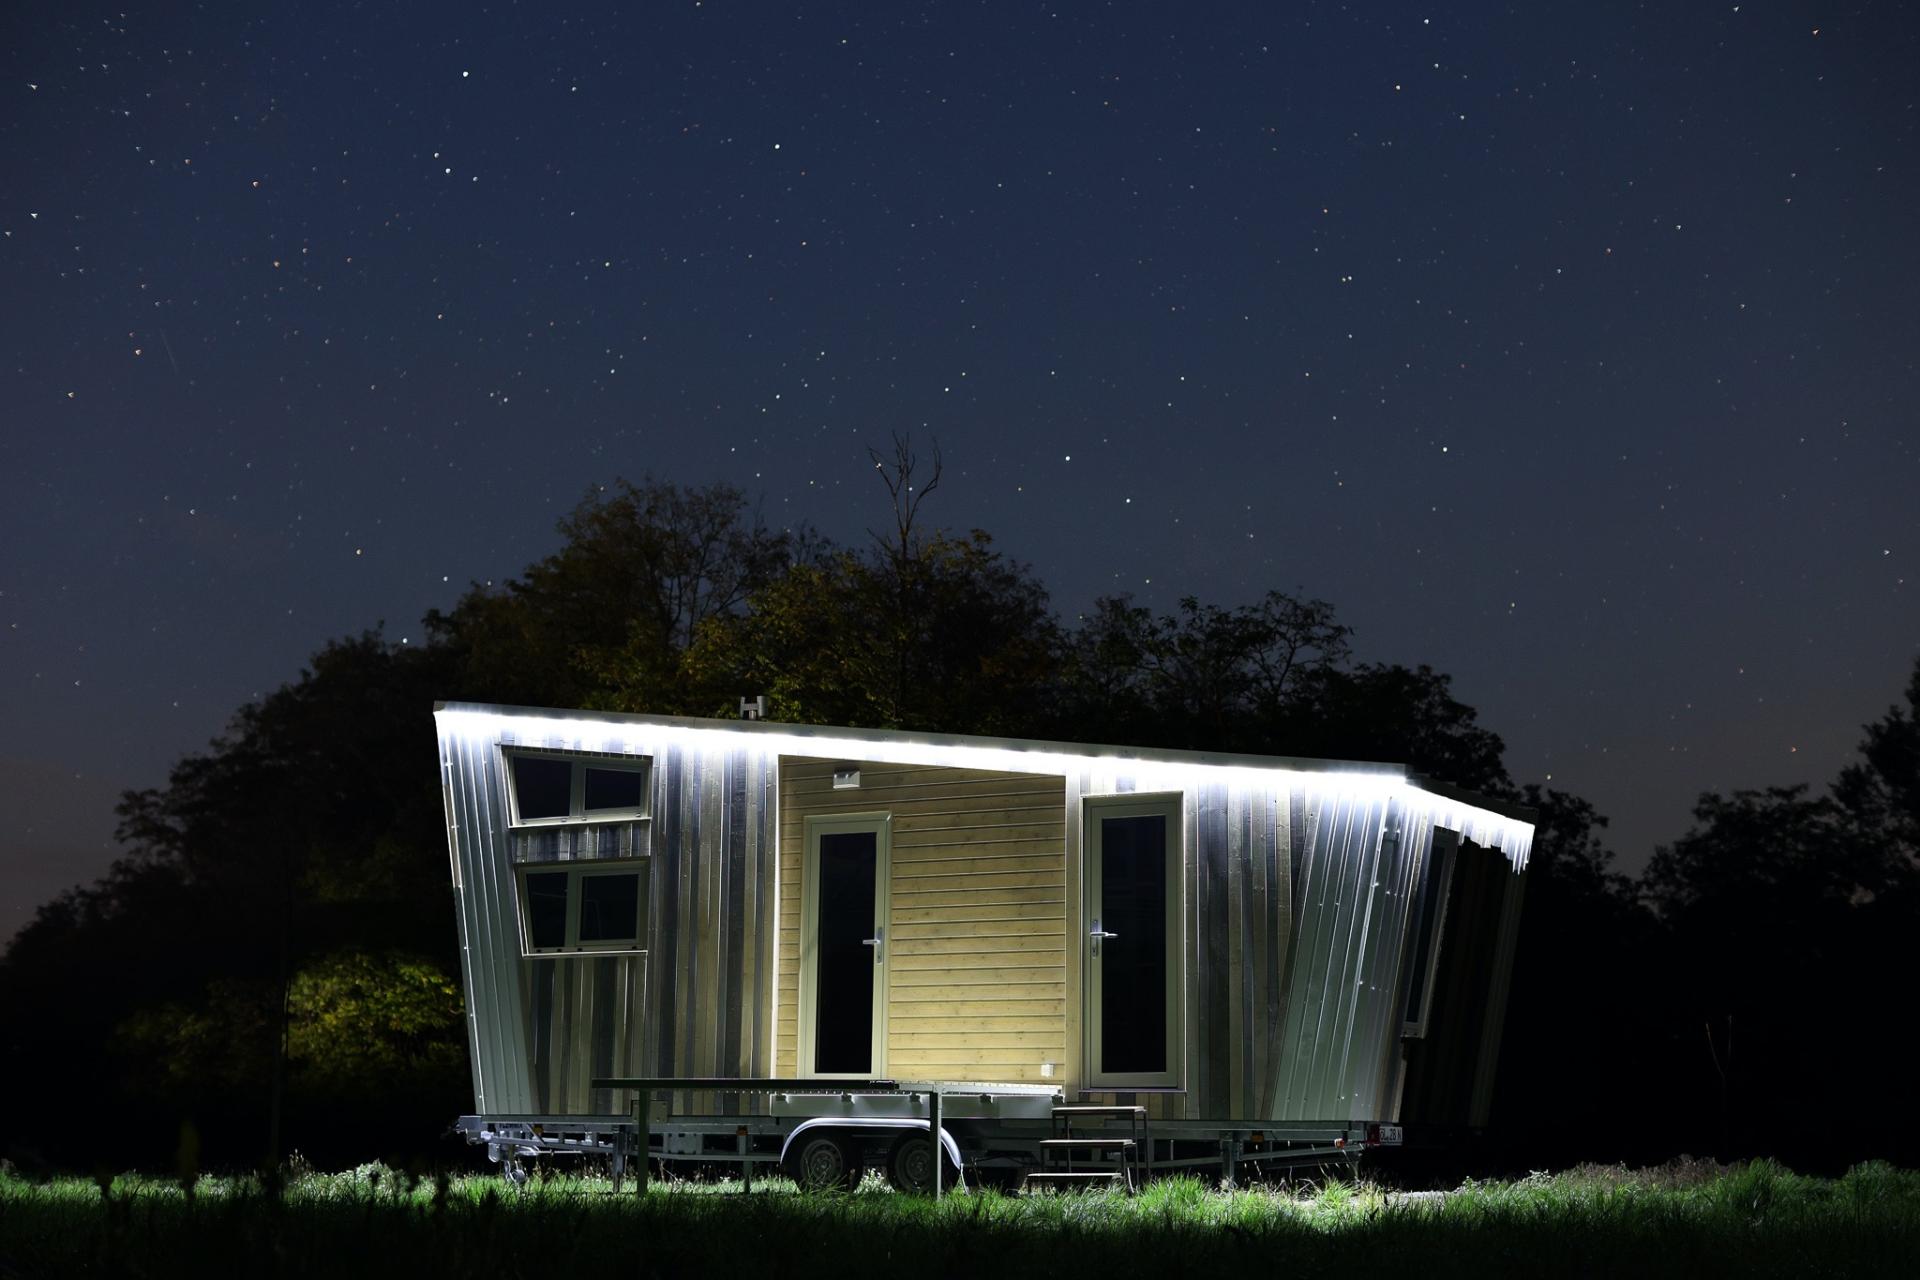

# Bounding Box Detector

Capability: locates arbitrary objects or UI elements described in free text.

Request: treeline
[2,462,1914,1174]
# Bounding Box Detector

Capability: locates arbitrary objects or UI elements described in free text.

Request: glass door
[1086,796,1182,1088]
[801,815,890,1077]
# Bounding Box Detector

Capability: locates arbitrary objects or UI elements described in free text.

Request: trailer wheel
[786,1132,861,1192]
[884,1131,959,1195]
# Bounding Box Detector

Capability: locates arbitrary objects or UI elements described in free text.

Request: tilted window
[516,861,649,956]
[1401,827,1458,1038]
[505,750,651,826]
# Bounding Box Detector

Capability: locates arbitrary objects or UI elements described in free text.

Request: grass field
[2,1158,1916,1277]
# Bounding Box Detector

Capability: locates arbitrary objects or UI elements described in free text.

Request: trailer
[434,703,1532,1190]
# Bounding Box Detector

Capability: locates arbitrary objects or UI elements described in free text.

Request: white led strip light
[435,705,1532,868]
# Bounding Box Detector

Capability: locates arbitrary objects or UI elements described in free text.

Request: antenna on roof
[738,695,766,721]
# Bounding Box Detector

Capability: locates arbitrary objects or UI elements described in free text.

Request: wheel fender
[779,1118,964,1170]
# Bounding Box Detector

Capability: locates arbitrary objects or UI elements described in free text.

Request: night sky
[4,2,1916,934]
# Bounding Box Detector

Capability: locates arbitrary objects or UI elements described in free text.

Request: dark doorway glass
[814,830,878,1074]
[1099,814,1168,1074]
[512,756,573,820]
[1402,839,1453,1025]
[583,766,645,812]
[578,873,642,943]
[524,871,570,949]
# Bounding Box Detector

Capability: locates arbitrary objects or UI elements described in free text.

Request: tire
[884,1131,960,1195]
[786,1132,861,1192]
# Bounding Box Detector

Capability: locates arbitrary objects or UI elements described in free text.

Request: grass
[1,1158,1916,1277]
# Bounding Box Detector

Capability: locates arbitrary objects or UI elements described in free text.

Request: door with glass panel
[1086,795,1183,1089]
[800,814,890,1077]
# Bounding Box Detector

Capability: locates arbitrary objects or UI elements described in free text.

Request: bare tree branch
[868,430,942,562]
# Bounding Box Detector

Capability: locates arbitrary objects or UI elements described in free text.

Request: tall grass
[1,1159,1914,1277]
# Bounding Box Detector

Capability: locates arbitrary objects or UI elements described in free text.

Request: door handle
[861,927,884,961]
[1089,920,1117,956]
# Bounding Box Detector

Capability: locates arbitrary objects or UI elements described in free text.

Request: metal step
[1037,1138,1135,1150]
[1050,1105,1147,1117]
[1025,1171,1125,1190]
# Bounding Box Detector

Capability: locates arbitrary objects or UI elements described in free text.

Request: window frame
[1084,791,1186,1091]
[503,748,651,827]
[1400,826,1458,1040]
[796,812,892,1080]
[515,859,650,957]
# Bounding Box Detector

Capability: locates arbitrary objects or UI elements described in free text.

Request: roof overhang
[433,701,1535,860]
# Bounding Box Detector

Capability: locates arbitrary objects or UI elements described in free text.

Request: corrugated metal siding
[436,715,778,1117]
[1067,780,1465,1126]
[1073,766,1294,1123]
[1268,796,1445,1123]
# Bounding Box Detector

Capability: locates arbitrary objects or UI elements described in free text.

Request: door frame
[1084,792,1185,1090]
[797,811,892,1079]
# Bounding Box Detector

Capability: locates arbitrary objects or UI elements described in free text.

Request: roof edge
[435,701,1422,779]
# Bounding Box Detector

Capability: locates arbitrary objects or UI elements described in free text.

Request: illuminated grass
[1,1160,1916,1277]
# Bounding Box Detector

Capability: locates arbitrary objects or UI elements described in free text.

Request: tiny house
[435,702,1532,1188]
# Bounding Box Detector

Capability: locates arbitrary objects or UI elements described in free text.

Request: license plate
[1376,1124,1404,1146]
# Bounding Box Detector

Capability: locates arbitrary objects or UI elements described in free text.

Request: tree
[683,531,1062,735]
[1492,787,1669,1168]
[1831,658,1920,888]
[0,632,465,1168]
[1278,663,1510,793]
[679,439,1063,735]
[426,478,805,712]
[1057,591,1352,751]
[1635,655,1920,1165]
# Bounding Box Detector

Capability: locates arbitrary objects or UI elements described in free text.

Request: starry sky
[4,2,1916,934]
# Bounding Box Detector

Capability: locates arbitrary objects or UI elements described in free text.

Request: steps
[1024,1105,1146,1193]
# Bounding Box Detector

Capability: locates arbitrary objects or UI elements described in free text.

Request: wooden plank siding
[775,757,1067,1082]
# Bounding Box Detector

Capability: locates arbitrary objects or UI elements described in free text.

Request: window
[797,814,891,1078]
[1401,827,1458,1038]
[516,861,649,955]
[1085,793,1184,1089]
[505,750,651,826]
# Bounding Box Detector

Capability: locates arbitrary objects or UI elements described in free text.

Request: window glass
[814,831,879,1073]
[524,871,571,949]
[577,873,642,943]
[512,756,573,820]
[1404,842,1453,1025]
[1098,813,1169,1074]
[583,766,645,812]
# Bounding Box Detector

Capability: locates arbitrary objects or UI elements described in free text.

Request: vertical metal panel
[445,722,531,1112]
[1272,793,1338,1118]
[650,752,682,1077]
[1306,796,1373,1116]
[1076,769,1296,1123]
[1227,787,1250,1120]
[1198,782,1231,1115]
[722,750,747,1100]
[1259,787,1291,1117]
[1061,769,1086,1093]
[1469,863,1530,1126]
[1269,793,1396,1121]
[1376,813,1437,1121]
[1346,801,1423,1122]
[437,713,780,1118]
